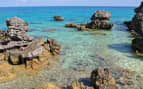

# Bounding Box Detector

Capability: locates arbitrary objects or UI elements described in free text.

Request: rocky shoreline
[0,2,143,89]
[124,2,143,56]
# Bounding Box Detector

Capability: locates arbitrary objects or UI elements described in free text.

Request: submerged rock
[72,81,94,89]
[90,67,117,89]
[54,16,64,21]
[33,83,61,89]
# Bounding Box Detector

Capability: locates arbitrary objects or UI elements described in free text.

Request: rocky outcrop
[124,2,143,55]
[0,17,61,67]
[86,11,113,30]
[33,83,61,89]
[125,2,143,36]
[66,11,113,31]
[65,23,77,28]
[54,16,64,21]
[46,38,61,55]
[90,67,117,89]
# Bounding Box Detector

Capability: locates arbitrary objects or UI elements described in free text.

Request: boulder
[33,83,61,89]
[54,16,64,21]
[6,17,33,41]
[46,38,61,55]
[65,23,77,28]
[90,67,117,89]
[91,11,111,21]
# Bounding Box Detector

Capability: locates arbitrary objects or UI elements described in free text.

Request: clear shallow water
[0,6,143,74]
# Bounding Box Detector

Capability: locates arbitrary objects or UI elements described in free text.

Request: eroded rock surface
[65,11,113,31]
[54,16,64,21]
[90,67,117,89]
[0,16,61,67]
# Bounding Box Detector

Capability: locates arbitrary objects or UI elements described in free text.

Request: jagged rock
[91,11,111,21]
[54,16,64,21]
[33,83,61,89]
[0,41,30,51]
[131,37,143,54]
[0,16,61,68]
[72,81,94,89]
[7,40,43,64]
[86,21,113,30]
[90,67,117,89]
[127,2,143,36]
[75,11,113,31]
[65,23,77,28]
[6,17,33,41]
[46,38,61,55]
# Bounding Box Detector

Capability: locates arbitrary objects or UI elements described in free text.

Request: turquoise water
[0,7,143,74]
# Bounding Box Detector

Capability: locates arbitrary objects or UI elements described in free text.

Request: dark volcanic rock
[54,16,64,21]
[90,67,117,89]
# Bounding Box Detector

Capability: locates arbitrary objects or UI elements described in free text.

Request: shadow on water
[109,43,143,61]
[79,78,91,86]
[127,55,143,61]
[108,43,133,54]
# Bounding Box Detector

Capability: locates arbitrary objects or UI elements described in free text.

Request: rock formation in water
[65,11,113,31]
[72,81,94,89]
[90,67,117,89]
[124,2,143,55]
[33,83,61,89]
[0,16,61,67]
[65,23,77,28]
[54,16,64,21]
[124,2,143,36]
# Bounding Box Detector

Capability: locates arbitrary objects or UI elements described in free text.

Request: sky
[0,0,142,7]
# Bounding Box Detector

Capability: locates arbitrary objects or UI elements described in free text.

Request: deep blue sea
[0,6,142,74]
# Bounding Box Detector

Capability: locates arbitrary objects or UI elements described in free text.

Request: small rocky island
[124,2,143,55]
[66,11,113,31]
[54,16,64,21]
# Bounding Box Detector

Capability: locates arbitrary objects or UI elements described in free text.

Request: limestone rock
[46,38,61,55]
[65,23,77,28]
[54,16,64,21]
[91,11,111,21]
[33,83,61,89]
[90,67,117,89]
[72,81,94,89]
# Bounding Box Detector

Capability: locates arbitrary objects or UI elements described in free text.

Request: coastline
[0,4,142,89]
